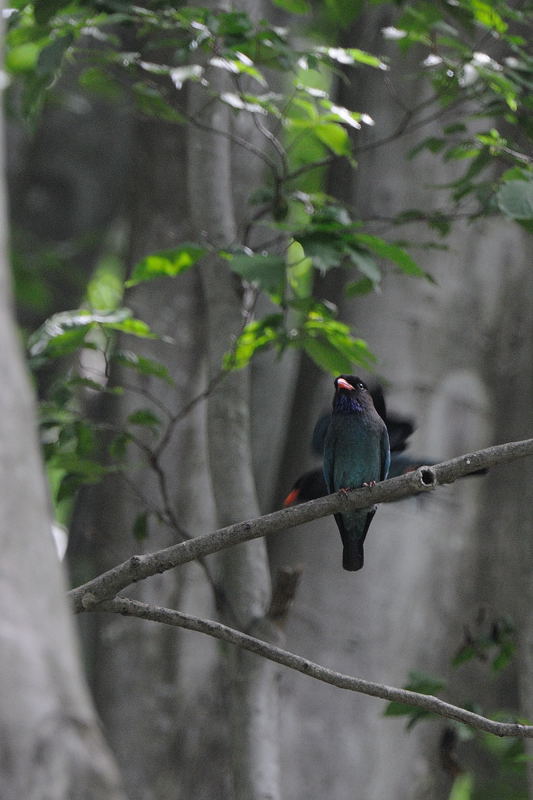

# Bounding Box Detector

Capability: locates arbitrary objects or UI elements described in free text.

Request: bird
[282,468,328,507]
[282,385,486,508]
[323,375,390,571]
[283,384,412,507]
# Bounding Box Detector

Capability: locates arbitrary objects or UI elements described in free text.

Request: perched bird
[283,383,487,508]
[282,468,328,507]
[323,375,390,571]
[283,384,413,507]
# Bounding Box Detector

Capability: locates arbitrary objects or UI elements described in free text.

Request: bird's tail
[342,538,365,571]
[336,507,376,572]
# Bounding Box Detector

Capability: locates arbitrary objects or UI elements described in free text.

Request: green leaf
[500,167,532,183]
[346,249,381,282]
[28,308,140,358]
[34,0,71,23]
[114,351,174,384]
[345,277,376,296]
[36,33,73,78]
[105,318,156,338]
[492,641,515,672]
[220,92,267,114]
[271,0,310,14]
[452,644,478,668]
[67,377,108,393]
[301,309,375,374]
[57,475,85,502]
[444,143,481,161]
[405,670,446,695]
[408,137,446,159]
[327,332,375,369]
[448,774,474,800]
[6,43,41,74]
[354,234,429,278]
[31,325,90,359]
[224,315,284,370]
[132,82,186,123]
[133,511,149,541]
[126,244,206,286]
[74,421,95,458]
[287,240,313,299]
[317,46,387,70]
[170,65,204,90]
[110,432,133,461]
[384,671,446,722]
[324,0,364,27]
[127,409,161,430]
[497,180,533,220]
[344,48,387,69]
[209,56,266,87]
[51,454,110,499]
[86,258,124,310]
[443,123,467,135]
[295,234,341,273]
[302,337,353,374]
[470,0,507,33]
[38,403,78,427]
[79,67,122,100]
[229,254,286,301]
[314,122,351,156]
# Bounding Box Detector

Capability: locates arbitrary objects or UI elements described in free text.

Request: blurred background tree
[4,0,533,798]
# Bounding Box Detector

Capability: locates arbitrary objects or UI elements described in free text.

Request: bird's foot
[339,487,351,495]
[362,480,376,488]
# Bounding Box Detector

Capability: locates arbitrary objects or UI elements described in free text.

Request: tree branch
[93,596,533,739]
[69,438,533,613]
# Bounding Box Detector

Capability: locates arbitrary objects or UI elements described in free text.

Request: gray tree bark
[8,3,533,799]
[70,115,225,800]
[270,7,533,799]
[187,48,281,799]
[0,47,126,800]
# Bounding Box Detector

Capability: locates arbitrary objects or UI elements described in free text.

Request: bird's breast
[329,425,382,491]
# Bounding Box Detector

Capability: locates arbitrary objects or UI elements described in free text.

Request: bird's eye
[358,382,366,390]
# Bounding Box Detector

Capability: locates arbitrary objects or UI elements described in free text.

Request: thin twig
[118,461,225,611]
[184,105,280,178]
[353,96,467,156]
[94,596,533,739]
[153,369,228,460]
[68,438,533,613]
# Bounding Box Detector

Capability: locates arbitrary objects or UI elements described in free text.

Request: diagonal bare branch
[93,596,533,739]
[69,438,533,613]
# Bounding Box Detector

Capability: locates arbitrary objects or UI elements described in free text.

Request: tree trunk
[0,48,126,800]
[70,114,224,800]
[270,7,533,799]
[188,51,281,799]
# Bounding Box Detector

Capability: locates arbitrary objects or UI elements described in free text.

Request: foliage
[8,0,533,386]
[4,8,533,797]
[33,304,170,508]
[384,610,527,800]
[6,0,533,519]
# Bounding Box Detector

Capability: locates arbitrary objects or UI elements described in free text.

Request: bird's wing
[380,425,391,481]
[323,427,335,494]
[311,413,331,456]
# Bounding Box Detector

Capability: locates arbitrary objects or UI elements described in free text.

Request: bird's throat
[334,393,364,414]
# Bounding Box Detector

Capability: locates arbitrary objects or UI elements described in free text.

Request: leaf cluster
[7,0,533,518]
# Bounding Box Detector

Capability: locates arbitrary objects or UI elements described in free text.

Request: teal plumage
[323,376,390,571]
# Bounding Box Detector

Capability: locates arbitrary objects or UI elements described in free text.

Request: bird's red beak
[336,377,355,391]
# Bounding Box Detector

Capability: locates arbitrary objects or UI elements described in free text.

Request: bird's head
[333,375,373,414]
